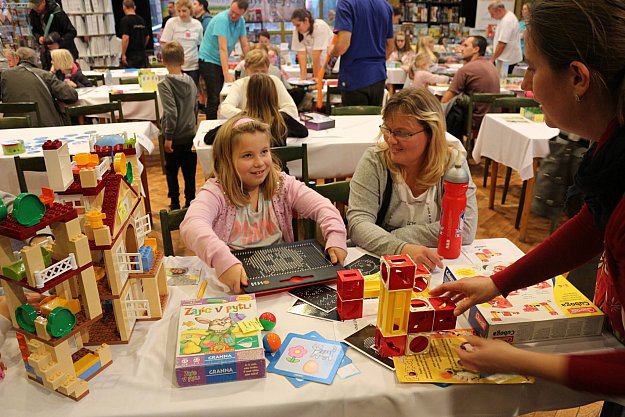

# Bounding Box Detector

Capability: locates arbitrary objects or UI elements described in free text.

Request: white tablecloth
[195,116,460,179]
[77,85,162,121]
[386,66,407,85]
[2,239,620,417]
[472,113,560,180]
[83,68,170,85]
[0,121,157,195]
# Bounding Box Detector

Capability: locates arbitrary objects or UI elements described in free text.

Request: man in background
[119,0,149,68]
[193,0,212,33]
[441,36,499,138]
[162,1,177,30]
[198,0,250,119]
[29,0,78,70]
[488,0,522,73]
[329,0,394,106]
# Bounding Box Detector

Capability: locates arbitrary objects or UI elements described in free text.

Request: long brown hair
[378,88,450,189]
[245,73,288,145]
[212,115,282,207]
[528,0,625,124]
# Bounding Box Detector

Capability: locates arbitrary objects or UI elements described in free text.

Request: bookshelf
[0,1,36,51]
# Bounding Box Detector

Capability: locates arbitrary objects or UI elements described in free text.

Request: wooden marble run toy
[0,139,167,400]
[374,255,457,357]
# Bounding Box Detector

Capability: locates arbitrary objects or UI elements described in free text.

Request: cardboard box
[520,107,545,123]
[444,267,605,344]
[175,295,266,387]
[301,113,335,130]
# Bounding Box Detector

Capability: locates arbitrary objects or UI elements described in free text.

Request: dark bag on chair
[445,93,470,139]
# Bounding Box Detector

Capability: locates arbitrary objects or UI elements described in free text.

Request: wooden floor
[142,147,603,417]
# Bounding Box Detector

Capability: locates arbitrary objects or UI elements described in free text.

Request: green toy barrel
[46,306,76,338]
[15,304,38,333]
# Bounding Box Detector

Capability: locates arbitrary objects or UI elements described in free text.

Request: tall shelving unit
[0,0,36,50]
[400,0,464,43]
[64,0,119,67]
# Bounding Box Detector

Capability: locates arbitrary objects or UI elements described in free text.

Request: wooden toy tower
[375,255,457,357]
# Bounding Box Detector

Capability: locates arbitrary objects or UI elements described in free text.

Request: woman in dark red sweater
[431,0,625,395]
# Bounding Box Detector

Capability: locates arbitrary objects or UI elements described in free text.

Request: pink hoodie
[181,172,348,278]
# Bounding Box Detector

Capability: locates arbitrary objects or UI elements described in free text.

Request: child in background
[386,31,415,73]
[158,41,198,211]
[406,52,449,89]
[181,115,347,293]
[204,73,308,146]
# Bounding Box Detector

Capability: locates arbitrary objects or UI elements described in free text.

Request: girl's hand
[218,264,248,294]
[327,247,347,265]
[401,244,443,271]
[430,276,501,316]
[456,335,520,374]
[65,79,77,88]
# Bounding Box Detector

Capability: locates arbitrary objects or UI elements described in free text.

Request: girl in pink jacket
[181,115,348,293]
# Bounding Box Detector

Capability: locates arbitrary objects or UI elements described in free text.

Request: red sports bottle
[437,154,469,259]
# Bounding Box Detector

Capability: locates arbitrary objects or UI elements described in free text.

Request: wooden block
[141,277,161,319]
[34,316,52,340]
[79,168,98,188]
[93,225,112,247]
[83,224,95,241]
[67,235,92,268]
[103,248,121,296]
[95,343,112,365]
[21,244,46,287]
[0,236,16,268]
[77,266,102,320]
[71,380,89,399]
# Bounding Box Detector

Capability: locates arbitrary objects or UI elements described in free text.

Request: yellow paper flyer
[393,331,534,384]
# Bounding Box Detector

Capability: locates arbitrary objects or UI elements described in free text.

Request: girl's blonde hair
[212,115,282,207]
[245,73,288,146]
[244,49,270,72]
[416,36,437,63]
[408,51,433,80]
[378,88,451,189]
[394,31,411,53]
[50,49,74,73]
[175,0,192,9]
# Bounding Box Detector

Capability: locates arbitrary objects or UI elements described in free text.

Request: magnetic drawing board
[233,239,343,295]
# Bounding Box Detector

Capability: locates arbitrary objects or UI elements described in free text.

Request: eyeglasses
[379,125,425,140]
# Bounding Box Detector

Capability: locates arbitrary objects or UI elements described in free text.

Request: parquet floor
[141,146,603,417]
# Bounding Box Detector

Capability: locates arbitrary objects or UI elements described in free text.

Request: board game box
[175,295,266,387]
[444,267,605,344]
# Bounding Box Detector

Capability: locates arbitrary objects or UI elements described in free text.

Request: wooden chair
[466,92,512,157]
[0,102,42,127]
[109,91,162,171]
[331,106,382,116]
[85,73,105,86]
[159,208,188,256]
[14,156,47,193]
[271,144,310,239]
[325,86,342,115]
[65,102,123,125]
[490,96,541,205]
[119,77,139,85]
[0,116,31,129]
[307,180,350,238]
[271,144,309,185]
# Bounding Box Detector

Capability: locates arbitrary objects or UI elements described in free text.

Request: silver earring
[575,94,582,102]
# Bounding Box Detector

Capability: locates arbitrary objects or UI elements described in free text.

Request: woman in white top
[290,9,334,80]
[160,0,204,84]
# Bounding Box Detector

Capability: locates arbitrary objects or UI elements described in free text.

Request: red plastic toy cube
[337,295,363,320]
[380,255,415,291]
[430,297,457,330]
[337,269,364,300]
[374,326,407,357]
[413,264,431,292]
[407,299,434,333]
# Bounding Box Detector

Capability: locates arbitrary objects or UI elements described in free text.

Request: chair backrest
[85,73,105,86]
[0,116,31,129]
[306,180,350,238]
[14,155,47,193]
[491,97,540,112]
[465,93,512,150]
[331,106,382,116]
[0,102,43,127]
[325,86,342,115]
[119,77,139,85]
[109,91,162,169]
[65,102,123,124]
[159,208,188,256]
[271,144,309,185]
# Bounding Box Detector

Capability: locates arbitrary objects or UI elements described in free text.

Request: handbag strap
[376,169,393,226]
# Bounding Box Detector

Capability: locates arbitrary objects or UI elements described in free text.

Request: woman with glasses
[347,88,477,270]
